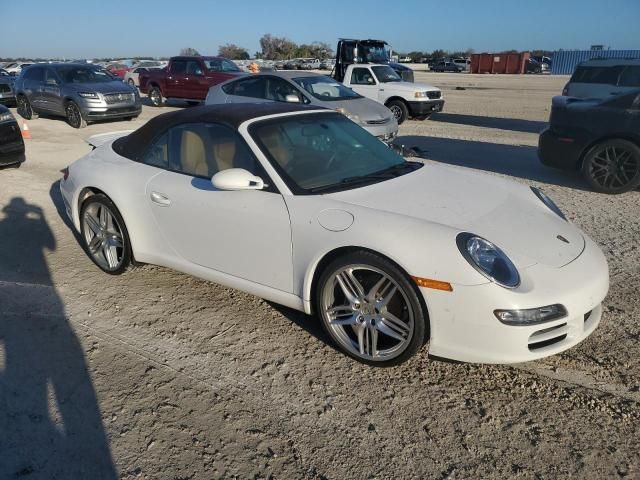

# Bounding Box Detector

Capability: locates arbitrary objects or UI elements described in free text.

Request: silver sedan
[205,71,398,142]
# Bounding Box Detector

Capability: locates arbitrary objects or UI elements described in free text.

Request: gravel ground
[0,72,638,479]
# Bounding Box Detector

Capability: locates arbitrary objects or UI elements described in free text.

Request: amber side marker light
[412,276,453,292]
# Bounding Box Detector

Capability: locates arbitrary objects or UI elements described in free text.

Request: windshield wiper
[309,162,422,193]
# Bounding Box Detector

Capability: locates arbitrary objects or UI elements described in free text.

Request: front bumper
[538,127,587,171]
[423,234,609,364]
[407,99,444,116]
[362,121,398,143]
[0,121,25,166]
[0,90,16,105]
[79,95,142,121]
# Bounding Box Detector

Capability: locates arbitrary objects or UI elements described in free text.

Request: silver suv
[14,63,141,128]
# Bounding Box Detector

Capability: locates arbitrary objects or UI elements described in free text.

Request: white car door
[144,122,294,292]
[349,67,380,102]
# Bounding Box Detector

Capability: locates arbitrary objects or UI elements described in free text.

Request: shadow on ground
[429,112,548,134]
[396,135,586,190]
[0,196,117,479]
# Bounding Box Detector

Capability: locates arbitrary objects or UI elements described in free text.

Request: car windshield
[251,113,421,194]
[372,66,402,83]
[205,59,241,72]
[292,76,361,101]
[57,66,115,84]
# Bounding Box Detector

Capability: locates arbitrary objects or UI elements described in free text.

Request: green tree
[218,43,250,60]
[179,47,200,56]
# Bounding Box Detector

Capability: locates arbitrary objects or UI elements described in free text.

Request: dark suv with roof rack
[14,63,141,128]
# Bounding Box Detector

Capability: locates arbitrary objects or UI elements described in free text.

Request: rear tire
[148,86,165,107]
[386,99,409,125]
[581,139,640,194]
[16,95,38,120]
[80,194,133,275]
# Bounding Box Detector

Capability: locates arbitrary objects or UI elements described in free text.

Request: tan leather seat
[180,130,209,177]
[213,141,236,171]
[260,126,291,168]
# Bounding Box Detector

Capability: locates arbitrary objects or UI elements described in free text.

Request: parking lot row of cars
[2,55,639,194]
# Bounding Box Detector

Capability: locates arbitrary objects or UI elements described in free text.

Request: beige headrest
[213,141,236,171]
[181,130,209,177]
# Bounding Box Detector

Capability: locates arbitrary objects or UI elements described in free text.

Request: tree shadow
[429,112,548,134]
[395,135,587,190]
[0,197,117,479]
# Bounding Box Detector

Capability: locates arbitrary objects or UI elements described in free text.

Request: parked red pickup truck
[139,56,245,106]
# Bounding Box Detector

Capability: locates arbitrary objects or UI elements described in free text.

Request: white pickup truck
[339,64,444,124]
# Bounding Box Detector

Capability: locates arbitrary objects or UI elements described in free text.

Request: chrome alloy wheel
[82,203,125,271]
[321,265,415,361]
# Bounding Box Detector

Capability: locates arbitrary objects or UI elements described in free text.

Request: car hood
[328,163,585,269]
[329,97,394,122]
[381,81,440,93]
[65,81,134,94]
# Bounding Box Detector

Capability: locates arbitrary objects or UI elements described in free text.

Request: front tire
[148,86,165,107]
[316,251,428,366]
[387,99,409,125]
[16,95,38,120]
[65,101,87,129]
[80,194,133,275]
[581,139,640,194]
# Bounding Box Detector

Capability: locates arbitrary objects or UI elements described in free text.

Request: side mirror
[211,168,264,191]
[285,94,300,103]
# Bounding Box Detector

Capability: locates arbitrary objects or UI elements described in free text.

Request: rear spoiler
[85,130,134,149]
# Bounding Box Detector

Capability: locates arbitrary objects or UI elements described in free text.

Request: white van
[563,58,640,99]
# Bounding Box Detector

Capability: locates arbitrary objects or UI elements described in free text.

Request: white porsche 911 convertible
[60,103,609,366]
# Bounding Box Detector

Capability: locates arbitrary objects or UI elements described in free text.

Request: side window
[351,68,374,85]
[186,61,203,76]
[207,59,222,72]
[142,132,169,168]
[168,123,259,178]
[170,60,187,74]
[266,77,304,103]
[25,67,44,82]
[44,69,60,85]
[618,66,640,87]
[228,77,267,99]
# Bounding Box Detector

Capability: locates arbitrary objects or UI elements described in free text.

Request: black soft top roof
[113,103,326,161]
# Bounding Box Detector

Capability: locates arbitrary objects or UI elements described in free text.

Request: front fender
[285,196,489,313]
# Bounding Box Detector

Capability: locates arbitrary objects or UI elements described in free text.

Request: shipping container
[551,50,640,75]
[470,53,531,74]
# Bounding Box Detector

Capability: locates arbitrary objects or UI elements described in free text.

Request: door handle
[150,191,171,206]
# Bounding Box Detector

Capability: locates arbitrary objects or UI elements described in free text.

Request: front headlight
[530,187,566,221]
[0,112,14,123]
[414,91,428,98]
[335,107,361,124]
[78,92,99,99]
[457,232,520,288]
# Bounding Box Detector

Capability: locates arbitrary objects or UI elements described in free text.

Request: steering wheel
[310,133,335,152]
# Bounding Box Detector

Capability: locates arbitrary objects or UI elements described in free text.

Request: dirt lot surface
[1,73,638,479]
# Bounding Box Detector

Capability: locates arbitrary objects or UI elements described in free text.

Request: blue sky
[1,0,638,59]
